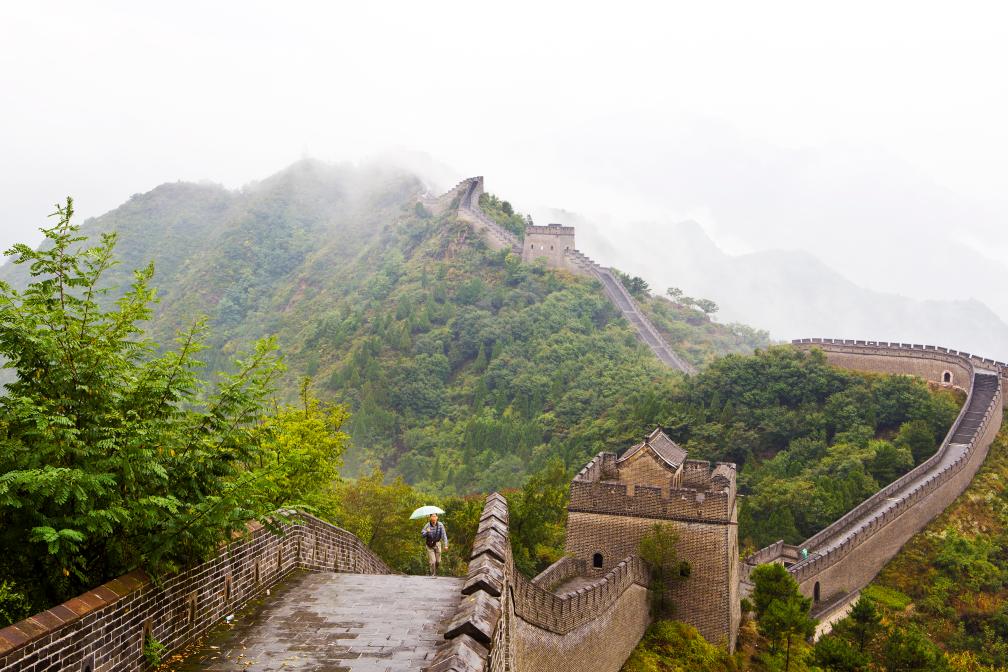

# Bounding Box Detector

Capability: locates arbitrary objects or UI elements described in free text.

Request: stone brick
[443,591,500,647]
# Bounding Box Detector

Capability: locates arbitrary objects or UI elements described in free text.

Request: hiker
[421,513,448,576]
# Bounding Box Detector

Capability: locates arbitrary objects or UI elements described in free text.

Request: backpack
[425,523,443,548]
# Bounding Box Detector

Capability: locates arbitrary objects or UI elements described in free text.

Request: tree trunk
[785,635,791,672]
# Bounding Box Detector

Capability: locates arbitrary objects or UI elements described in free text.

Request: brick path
[170,572,463,672]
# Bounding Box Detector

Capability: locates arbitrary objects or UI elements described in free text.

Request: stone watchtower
[522,223,576,270]
[564,428,740,649]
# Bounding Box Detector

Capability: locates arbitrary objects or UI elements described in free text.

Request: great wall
[1,179,1006,671]
[449,177,696,375]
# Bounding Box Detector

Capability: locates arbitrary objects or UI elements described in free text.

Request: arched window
[592,552,604,568]
[943,371,952,384]
[813,581,821,603]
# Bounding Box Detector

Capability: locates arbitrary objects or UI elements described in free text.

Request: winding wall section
[744,339,1005,623]
[443,177,695,374]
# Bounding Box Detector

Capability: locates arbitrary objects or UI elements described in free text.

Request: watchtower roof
[619,427,686,470]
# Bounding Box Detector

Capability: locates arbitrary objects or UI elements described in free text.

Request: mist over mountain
[543,208,1008,360]
[0,160,769,492]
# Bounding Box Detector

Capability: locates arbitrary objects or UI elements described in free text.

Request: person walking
[421,513,448,576]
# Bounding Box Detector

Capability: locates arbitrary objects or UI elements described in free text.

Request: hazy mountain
[545,210,1008,361]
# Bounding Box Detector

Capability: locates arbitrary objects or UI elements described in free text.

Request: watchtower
[522,223,575,270]
[564,427,740,649]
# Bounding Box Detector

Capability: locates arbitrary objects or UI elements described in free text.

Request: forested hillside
[1,161,769,493]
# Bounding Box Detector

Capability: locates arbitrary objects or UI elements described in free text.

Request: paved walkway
[170,572,462,672]
[553,574,603,595]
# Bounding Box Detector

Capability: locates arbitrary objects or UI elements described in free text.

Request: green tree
[882,625,950,671]
[894,419,936,465]
[508,458,569,576]
[0,200,284,613]
[694,298,719,316]
[870,441,914,485]
[751,563,798,620]
[637,524,689,617]
[751,563,816,670]
[246,378,350,512]
[760,595,816,671]
[814,634,869,671]
[848,596,881,652]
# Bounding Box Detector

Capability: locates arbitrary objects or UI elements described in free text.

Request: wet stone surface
[169,571,463,672]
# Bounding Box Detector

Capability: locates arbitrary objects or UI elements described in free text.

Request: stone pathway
[169,572,463,672]
[552,574,603,595]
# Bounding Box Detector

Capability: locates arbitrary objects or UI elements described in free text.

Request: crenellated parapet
[430,493,654,672]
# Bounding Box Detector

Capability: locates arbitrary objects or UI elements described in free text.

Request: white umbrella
[410,505,445,520]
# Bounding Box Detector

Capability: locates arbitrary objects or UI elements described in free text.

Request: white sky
[2,1,1006,316]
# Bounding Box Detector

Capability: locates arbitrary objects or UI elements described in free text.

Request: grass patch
[862,584,912,611]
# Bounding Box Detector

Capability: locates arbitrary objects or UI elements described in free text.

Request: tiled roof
[619,427,686,469]
[646,428,687,468]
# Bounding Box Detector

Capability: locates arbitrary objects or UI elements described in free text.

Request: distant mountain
[545,211,1008,360]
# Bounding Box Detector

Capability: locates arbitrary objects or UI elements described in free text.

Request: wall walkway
[0,514,392,672]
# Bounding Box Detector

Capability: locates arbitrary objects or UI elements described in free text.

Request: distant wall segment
[0,515,390,672]
[441,176,697,375]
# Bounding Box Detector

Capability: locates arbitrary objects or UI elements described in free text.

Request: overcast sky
[2,2,1006,323]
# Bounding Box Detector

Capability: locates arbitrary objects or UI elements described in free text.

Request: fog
[2,2,1007,355]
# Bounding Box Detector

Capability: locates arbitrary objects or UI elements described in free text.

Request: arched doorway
[813,581,821,603]
[592,552,604,569]
[943,371,953,384]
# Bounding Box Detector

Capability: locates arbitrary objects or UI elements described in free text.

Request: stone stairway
[592,267,697,374]
[170,572,463,672]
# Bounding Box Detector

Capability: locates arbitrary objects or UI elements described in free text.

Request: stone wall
[0,514,390,672]
[511,583,650,672]
[430,494,654,672]
[743,340,1004,620]
[455,177,523,254]
[564,511,738,648]
[569,473,734,525]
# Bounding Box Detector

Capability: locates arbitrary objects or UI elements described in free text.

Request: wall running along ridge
[0,514,390,672]
[429,494,652,672]
[441,177,695,374]
[743,339,1005,626]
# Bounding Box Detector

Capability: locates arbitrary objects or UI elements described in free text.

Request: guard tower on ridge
[522,223,576,270]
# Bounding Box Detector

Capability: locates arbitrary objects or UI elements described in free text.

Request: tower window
[943,371,952,384]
